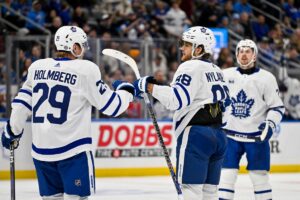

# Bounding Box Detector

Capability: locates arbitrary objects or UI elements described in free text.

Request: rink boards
[0,119,300,179]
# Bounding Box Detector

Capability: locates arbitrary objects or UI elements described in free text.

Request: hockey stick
[10,143,16,200]
[224,122,270,143]
[102,49,184,200]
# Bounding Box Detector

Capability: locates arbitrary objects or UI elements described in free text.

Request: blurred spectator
[289,28,300,52]
[163,0,189,38]
[282,0,300,28]
[217,47,232,67]
[219,16,230,28]
[31,44,42,62]
[197,0,221,27]
[152,46,168,74]
[221,56,234,69]
[233,0,253,15]
[252,14,269,41]
[72,6,87,27]
[25,0,46,34]
[21,58,32,83]
[48,16,62,34]
[220,1,234,20]
[228,13,245,35]
[239,12,253,38]
[258,37,274,66]
[179,0,193,20]
[97,14,119,37]
[59,1,72,25]
[153,0,169,20]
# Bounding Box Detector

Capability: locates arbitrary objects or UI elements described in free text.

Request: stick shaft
[143,94,183,195]
[10,144,15,200]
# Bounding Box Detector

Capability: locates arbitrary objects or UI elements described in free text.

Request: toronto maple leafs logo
[231,90,254,118]
[289,95,300,107]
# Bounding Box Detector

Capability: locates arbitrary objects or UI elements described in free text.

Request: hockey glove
[133,76,158,98]
[1,120,23,149]
[257,120,275,143]
[112,80,135,96]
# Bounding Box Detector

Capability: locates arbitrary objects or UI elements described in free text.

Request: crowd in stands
[0,0,300,119]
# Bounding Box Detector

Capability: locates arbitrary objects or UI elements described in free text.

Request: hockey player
[1,26,135,200]
[278,66,300,120]
[134,26,229,200]
[218,39,285,200]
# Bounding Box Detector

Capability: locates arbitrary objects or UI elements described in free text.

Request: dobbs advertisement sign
[91,120,176,168]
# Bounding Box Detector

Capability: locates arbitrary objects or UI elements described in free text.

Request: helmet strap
[191,44,204,59]
[71,43,84,58]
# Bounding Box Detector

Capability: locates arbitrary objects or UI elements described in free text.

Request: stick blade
[102,49,140,78]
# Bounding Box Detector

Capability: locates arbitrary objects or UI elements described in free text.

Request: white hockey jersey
[282,77,300,119]
[152,59,229,138]
[9,58,133,161]
[222,67,285,136]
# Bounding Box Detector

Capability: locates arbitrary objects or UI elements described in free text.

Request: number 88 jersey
[9,58,133,161]
[152,59,229,138]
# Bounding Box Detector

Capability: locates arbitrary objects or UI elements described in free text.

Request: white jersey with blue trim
[282,77,300,119]
[9,58,133,161]
[222,67,285,136]
[152,59,228,138]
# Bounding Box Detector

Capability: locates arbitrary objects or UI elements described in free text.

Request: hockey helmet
[54,26,89,56]
[181,26,216,55]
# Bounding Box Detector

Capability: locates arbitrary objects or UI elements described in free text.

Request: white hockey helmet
[54,26,89,57]
[181,26,216,57]
[235,39,258,67]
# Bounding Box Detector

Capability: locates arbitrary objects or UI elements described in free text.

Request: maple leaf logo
[231,90,254,118]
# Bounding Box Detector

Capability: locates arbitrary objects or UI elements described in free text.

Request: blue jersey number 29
[33,83,71,124]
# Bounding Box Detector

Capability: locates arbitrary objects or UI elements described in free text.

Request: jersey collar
[54,57,72,61]
[237,67,260,75]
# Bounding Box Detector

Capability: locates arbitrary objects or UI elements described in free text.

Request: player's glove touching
[133,76,158,98]
[112,80,135,96]
[257,120,275,143]
[1,120,23,149]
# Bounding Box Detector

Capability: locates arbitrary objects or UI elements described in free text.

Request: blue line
[173,88,182,110]
[100,92,116,112]
[19,89,32,96]
[12,99,32,111]
[112,95,121,117]
[176,83,191,105]
[32,137,92,155]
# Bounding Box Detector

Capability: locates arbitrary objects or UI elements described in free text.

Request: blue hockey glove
[258,120,275,142]
[133,76,158,98]
[1,121,23,149]
[112,80,135,96]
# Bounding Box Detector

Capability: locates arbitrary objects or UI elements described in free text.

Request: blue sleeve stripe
[12,99,32,111]
[100,92,116,112]
[254,189,272,194]
[173,88,182,110]
[175,83,191,105]
[32,137,92,155]
[112,95,122,117]
[19,89,32,96]
[219,188,235,193]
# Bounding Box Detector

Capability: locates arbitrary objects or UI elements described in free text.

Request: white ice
[0,173,300,200]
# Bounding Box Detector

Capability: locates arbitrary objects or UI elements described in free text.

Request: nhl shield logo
[75,179,81,187]
[231,90,254,118]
